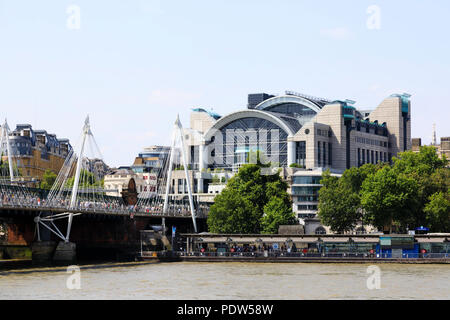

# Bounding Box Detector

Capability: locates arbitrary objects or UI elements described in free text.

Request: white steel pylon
[0,119,15,182]
[35,116,97,243]
[163,115,198,233]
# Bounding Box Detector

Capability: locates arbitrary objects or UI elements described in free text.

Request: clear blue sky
[1,0,449,167]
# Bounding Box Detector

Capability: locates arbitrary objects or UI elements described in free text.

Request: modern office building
[131,145,170,174]
[168,90,412,233]
[0,123,72,185]
[288,168,341,232]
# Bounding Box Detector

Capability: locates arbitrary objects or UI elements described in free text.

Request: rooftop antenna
[432,123,437,146]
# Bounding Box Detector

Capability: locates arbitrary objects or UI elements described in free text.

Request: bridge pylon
[162,115,198,233]
[35,115,108,249]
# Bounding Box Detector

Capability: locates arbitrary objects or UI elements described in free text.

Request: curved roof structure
[254,95,323,113]
[203,109,296,141]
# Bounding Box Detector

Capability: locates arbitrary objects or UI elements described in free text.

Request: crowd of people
[0,189,210,217]
[129,203,209,217]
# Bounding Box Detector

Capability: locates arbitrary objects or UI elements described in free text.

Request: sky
[1,0,449,167]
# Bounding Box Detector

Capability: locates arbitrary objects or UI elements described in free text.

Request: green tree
[318,171,361,233]
[390,146,449,228]
[261,197,297,234]
[207,163,297,234]
[318,164,381,233]
[66,169,102,188]
[424,191,450,232]
[207,186,261,234]
[360,166,419,232]
[0,158,22,177]
[40,170,57,190]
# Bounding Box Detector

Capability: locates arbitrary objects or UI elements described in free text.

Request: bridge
[0,116,209,264]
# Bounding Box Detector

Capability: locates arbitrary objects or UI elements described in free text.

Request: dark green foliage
[318,146,450,233]
[40,170,57,190]
[207,163,297,234]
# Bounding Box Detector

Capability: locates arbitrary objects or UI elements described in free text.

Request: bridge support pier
[31,241,57,266]
[53,241,77,265]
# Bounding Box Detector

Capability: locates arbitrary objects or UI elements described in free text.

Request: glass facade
[265,103,317,119]
[292,186,321,196]
[208,117,289,169]
[292,176,322,185]
[295,141,306,167]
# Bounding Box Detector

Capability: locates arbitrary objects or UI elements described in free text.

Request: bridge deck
[0,204,207,219]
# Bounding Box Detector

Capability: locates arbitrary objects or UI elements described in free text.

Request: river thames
[1,262,449,299]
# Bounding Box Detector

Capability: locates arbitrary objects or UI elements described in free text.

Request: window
[323,142,326,166]
[297,195,318,202]
[292,176,322,184]
[315,227,326,235]
[328,142,332,166]
[296,141,306,167]
[317,141,321,166]
[358,148,361,166]
[297,205,318,211]
[292,186,321,196]
[362,148,365,164]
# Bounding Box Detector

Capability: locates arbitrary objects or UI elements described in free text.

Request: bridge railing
[0,193,209,218]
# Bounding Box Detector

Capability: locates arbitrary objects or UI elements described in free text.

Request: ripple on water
[0,262,449,299]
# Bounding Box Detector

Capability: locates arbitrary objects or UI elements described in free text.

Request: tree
[40,170,57,190]
[424,191,450,232]
[318,171,362,233]
[0,158,21,178]
[390,146,449,228]
[207,163,297,234]
[318,164,381,233]
[207,186,261,234]
[261,197,297,234]
[66,169,102,188]
[360,166,419,233]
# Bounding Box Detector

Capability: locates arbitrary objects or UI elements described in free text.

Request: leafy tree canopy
[207,162,297,234]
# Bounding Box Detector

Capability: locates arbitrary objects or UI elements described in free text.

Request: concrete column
[199,143,206,171]
[198,143,206,193]
[287,140,296,165]
[53,241,77,265]
[32,241,57,266]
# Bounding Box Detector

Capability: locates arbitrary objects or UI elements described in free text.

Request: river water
[0,262,449,299]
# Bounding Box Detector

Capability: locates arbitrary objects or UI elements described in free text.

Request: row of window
[3,142,31,148]
[296,195,319,202]
[357,148,391,165]
[297,204,318,211]
[292,186,321,196]
[316,129,330,137]
[292,176,322,185]
[355,136,387,147]
[2,142,67,156]
[318,141,332,167]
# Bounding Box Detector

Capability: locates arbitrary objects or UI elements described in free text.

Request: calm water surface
[1,262,449,299]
